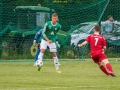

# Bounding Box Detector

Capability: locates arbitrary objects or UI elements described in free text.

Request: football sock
[99,65,109,75]
[53,56,59,70]
[35,49,40,62]
[38,52,43,62]
[106,63,113,72]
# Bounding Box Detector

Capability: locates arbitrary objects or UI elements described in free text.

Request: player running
[35,13,61,73]
[78,25,116,77]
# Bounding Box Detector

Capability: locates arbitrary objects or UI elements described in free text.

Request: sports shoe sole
[110,73,116,77]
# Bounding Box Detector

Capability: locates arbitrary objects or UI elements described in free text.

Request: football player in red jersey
[78,25,116,77]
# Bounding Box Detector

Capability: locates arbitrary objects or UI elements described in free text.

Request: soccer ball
[36,60,43,67]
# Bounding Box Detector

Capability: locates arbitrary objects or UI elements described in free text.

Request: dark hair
[108,15,113,19]
[94,25,100,32]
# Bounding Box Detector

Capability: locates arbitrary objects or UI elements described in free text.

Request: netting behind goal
[0,0,120,60]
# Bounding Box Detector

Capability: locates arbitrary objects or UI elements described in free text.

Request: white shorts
[40,39,57,52]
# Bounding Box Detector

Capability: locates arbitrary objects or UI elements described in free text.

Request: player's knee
[102,59,109,65]
[40,49,45,53]
[52,52,56,57]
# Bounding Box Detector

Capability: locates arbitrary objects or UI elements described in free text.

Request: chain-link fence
[0,0,120,60]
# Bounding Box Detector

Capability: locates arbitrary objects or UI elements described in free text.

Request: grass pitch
[0,59,120,90]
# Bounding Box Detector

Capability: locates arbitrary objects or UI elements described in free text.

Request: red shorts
[91,50,107,63]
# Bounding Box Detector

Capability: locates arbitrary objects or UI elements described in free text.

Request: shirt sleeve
[59,25,61,31]
[34,32,39,40]
[86,35,90,43]
[57,24,61,32]
[42,23,47,37]
[102,36,106,46]
[34,29,43,40]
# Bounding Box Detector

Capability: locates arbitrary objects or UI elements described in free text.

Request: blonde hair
[52,13,58,17]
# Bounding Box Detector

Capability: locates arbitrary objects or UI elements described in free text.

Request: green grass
[0,59,120,90]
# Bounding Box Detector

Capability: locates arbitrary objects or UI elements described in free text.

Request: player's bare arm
[78,41,88,47]
[42,23,52,44]
[44,36,52,43]
[103,46,106,52]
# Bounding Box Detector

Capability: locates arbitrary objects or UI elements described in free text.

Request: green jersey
[42,21,61,42]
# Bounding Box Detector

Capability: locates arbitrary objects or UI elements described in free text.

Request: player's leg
[100,54,116,77]
[36,40,47,71]
[56,52,61,65]
[34,43,41,66]
[35,42,41,62]
[52,52,59,69]
[35,49,40,62]
[49,43,61,73]
[52,52,58,68]
[101,59,116,77]
[37,40,47,63]
[97,62,110,76]
[36,49,45,71]
[37,49,45,63]
[52,52,61,73]
[33,49,40,66]
[91,54,109,76]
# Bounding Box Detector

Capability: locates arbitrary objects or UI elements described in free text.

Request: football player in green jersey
[36,13,61,73]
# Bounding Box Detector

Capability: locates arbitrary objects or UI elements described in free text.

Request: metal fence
[0,0,120,60]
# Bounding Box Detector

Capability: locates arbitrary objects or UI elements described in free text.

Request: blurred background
[0,0,120,60]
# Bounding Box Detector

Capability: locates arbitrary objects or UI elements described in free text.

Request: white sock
[53,56,59,70]
[38,52,43,62]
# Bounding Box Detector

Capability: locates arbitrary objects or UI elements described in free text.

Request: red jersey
[86,34,106,53]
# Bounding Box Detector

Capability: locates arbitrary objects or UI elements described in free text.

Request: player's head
[94,25,100,32]
[108,15,114,22]
[38,4,41,6]
[52,13,58,24]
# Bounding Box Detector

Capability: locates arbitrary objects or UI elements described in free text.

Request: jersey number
[94,38,99,46]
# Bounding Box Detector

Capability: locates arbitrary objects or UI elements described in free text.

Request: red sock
[99,65,109,75]
[106,63,113,72]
